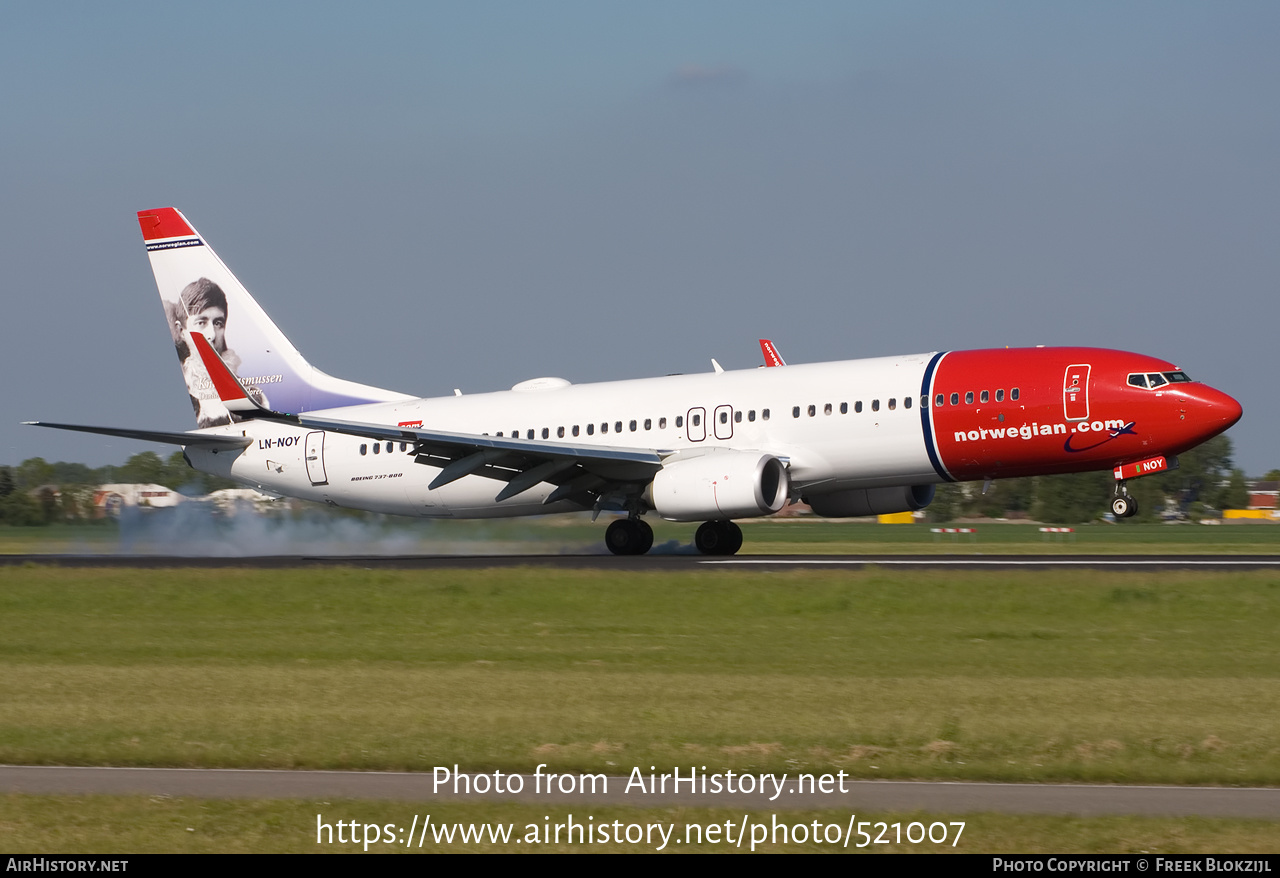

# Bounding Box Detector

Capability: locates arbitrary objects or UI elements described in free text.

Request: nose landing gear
[1111,483,1138,518]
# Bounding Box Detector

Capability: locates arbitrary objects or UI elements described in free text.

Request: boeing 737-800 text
[28,208,1243,555]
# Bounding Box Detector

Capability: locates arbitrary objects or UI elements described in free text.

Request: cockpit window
[1131,371,1192,390]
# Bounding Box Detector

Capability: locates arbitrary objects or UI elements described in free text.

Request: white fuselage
[187,353,940,518]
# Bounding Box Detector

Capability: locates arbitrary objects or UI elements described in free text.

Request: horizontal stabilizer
[24,422,252,449]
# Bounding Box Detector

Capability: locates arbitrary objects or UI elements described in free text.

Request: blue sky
[2,2,1276,473]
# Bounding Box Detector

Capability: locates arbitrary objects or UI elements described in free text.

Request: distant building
[203,488,282,514]
[1248,480,1278,510]
[92,483,184,517]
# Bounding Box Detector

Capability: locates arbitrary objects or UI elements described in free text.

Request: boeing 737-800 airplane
[29,208,1242,555]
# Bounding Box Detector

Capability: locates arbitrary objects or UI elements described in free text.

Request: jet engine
[646,452,790,521]
[803,484,935,518]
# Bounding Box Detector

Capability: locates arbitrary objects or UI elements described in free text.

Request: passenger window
[527,429,535,440]
[840,402,848,414]
[373,443,380,454]
[762,409,770,420]
[629,420,637,432]
[601,423,608,434]
[748,410,756,422]
[1011,388,1020,401]
[904,396,912,410]
[888,398,896,411]
[871,399,880,412]
[980,390,989,403]
[965,391,974,404]
[793,406,801,418]
[360,444,367,455]
[615,421,623,433]
[572,425,580,437]
[541,428,549,439]
[676,416,683,428]
[808,405,816,417]
[587,423,595,435]
[855,401,863,413]
[824,403,832,415]
[557,426,564,438]
[387,442,394,453]
[645,418,652,430]
[935,394,944,407]
[950,393,959,406]
[996,389,1004,402]
[733,411,742,423]
[689,415,699,428]
[400,442,407,452]
[659,417,667,429]
[719,412,728,424]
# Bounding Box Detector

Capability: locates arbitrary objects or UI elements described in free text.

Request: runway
[2,766,1278,817]
[3,554,1280,570]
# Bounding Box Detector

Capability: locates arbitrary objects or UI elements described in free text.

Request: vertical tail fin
[138,208,410,427]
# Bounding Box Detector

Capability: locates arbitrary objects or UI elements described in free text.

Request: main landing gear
[605,518,654,556]
[1111,483,1138,519]
[694,520,743,556]
[603,518,745,556]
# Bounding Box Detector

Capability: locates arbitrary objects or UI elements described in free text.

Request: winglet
[187,330,272,416]
[759,339,786,367]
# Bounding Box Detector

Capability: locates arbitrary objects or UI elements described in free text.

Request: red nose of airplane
[1193,385,1243,435]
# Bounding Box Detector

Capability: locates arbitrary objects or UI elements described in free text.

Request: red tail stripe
[137,208,194,241]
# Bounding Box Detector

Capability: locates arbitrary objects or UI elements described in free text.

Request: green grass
[1,567,1278,784]
[3,795,1278,853]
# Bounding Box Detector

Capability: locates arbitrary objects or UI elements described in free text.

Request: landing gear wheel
[605,519,654,555]
[695,520,744,556]
[634,519,654,554]
[1111,495,1134,518]
[721,521,743,555]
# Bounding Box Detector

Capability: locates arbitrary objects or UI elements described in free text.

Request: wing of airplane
[23,421,253,449]
[300,413,665,503]
[185,325,666,506]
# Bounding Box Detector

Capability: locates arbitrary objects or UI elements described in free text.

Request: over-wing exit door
[1063,364,1091,422]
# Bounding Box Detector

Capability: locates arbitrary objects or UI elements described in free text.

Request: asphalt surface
[2,766,1278,817]
[3,553,1280,570]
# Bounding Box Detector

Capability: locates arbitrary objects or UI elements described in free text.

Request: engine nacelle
[646,452,790,521]
[803,484,935,518]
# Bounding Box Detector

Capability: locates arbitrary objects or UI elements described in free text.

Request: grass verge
[1,566,1277,784]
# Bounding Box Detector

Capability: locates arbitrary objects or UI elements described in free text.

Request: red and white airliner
[29,208,1243,555]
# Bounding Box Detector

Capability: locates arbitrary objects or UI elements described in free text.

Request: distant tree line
[0,435,1260,527]
[0,451,236,526]
[928,435,1253,524]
